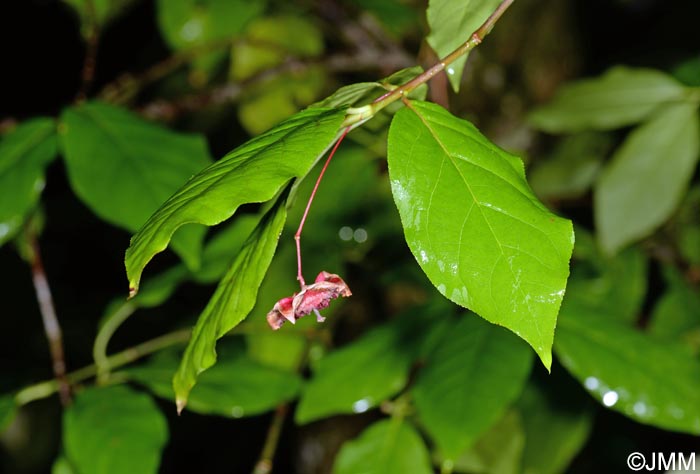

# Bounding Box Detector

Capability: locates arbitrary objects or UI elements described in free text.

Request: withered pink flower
[266,272,352,330]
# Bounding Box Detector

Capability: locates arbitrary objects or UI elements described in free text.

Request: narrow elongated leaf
[426,0,502,91]
[529,67,688,132]
[173,201,287,411]
[412,314,533,459]
[60,102,212,268]
[125,106,345,295]
[64,386,168,474]
[0,118,56,245]
[555,302,700,434]
[333,419,432,474]
[388,101,574,368]
[594,103,700,254]
[128,350,301,418]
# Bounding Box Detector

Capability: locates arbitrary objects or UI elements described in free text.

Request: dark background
[1,0,699,472]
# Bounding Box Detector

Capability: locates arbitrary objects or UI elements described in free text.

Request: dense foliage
[1,0,699,473]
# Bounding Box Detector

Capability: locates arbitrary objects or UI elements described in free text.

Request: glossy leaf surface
[530,67,687,132]
[555,302,700,434]
[125,106,345,294]
[388,100,574,368]
[0,118,57,245]
[64,386,168,474]
[412,314,533,459]
[172,202,287,411]
[333,419,432,474]
[60,102,212,268]
[594,102,700,254]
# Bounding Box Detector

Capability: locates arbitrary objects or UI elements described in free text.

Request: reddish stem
[295,126,351,287]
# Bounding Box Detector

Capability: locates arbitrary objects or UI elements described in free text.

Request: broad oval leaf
[0,117,57,245]
[594,102,700,255]
[60,101,212,269]
[125,106,345,295]
[529,67,688,133]
[296,323,415,424]
[128,349,301,418]
[388,100,574,368]
[554,302,700,434]
[411,314,533,459]
[333,419,433,474]
[426,0,502,92]
[173,200,287,411]
[64,385,168,474]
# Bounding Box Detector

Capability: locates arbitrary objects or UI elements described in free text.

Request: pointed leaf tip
[176,399,186,415]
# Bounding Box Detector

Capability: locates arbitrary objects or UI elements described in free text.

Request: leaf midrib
[407,103,545,347]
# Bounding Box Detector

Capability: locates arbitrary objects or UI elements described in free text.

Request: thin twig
[252,404,289,474]
[294,126,351,287]
[342,0,516,127]
[76,0,99,101]
[27,234,71,406]
[99,37,239,104]
[93,301,137,383]
[14,328,192,406]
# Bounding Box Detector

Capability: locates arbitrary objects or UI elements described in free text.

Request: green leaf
[675,186,700,265]
[157,0,263,50]
[312,66,427,110]
[296,319,420,424]
[230,15,323,81]
[172,200,287,411]
[52,456,77,474]
[333,419,432,474]
[426,0,502,91]
[529,132,612,200]
[529,67,688,132]
[518,382,594,474]
[673,56,700,87]
[60,101,212,269]
[192,215,259,283]
[128,348,301,417]
[238,67,327,134]
[648,265,700,348]
[64,385,168,474]
[567,227,647,324]
[0,394,16,432]
[554,302,700,435]
[125,106,345,295]
[63,0,136,29]
[0,118,57,246]
[388,100,574,368]
[412,314,533,459]
[449,410,525,474]
[594,102,700,255]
